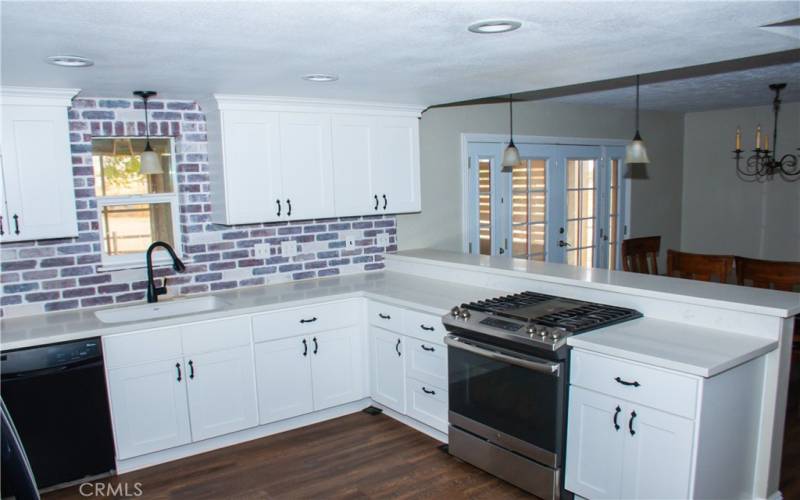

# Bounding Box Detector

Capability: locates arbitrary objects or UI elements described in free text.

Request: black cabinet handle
[313,337,318,355]
[613,405,621,431]
[420,324,435,331]
[615,376,640,387]
[421,344,435,352]
[422,387,436,395]
[382,194,387,210]
[176,362,182,382]
[395,338,401,357]
[302,338,308,356]
[374,195,379,210]
[378,313,391,320]
[276,199,281,216]
[286,199,292,217]
[300,317,317,324]
[0,215,4,236]
[188,360,195,379]
[12,214,19,235]
[628,410,637,436]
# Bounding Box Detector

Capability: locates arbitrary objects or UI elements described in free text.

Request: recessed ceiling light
[302,74,339,82]
[46,55,94,67]
[468,20,522,34]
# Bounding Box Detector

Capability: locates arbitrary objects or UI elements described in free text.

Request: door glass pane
[478,159,492,255]
[100,203,175,256]
[92,138,174,196]
[607,159,620,270]
[565,158,597,268]
[511,159,547,260]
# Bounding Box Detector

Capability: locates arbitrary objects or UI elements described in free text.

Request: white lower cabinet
[311,327,364,410]
[369,327,406,413]
[184,345,259,441]
[405,378,448,433]
[106,359,191,460]
[254,336,313,424]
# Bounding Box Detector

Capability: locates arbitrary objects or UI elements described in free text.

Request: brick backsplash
[0,98,396,318]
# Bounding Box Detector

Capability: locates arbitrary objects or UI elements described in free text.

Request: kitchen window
[91,137,180,269]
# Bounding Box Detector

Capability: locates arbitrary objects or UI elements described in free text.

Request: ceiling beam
[429,48,800,109]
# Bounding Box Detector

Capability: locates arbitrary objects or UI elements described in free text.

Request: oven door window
[448,346,561,454]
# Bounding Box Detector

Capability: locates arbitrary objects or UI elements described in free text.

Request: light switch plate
[344,231,358,250]
[281,240,298,257]
[376,233,390,247]
[254,243,271,258]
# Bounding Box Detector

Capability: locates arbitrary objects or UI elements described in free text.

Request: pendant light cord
[143,95,151,144]
[509,94,514,141]
[635,75,640,132]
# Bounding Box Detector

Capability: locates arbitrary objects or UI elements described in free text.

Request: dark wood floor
[45,368,800,500]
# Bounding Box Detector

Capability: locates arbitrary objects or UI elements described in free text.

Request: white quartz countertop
[0,271,502,351]
[567,317,777,377]
[389,249,800,318]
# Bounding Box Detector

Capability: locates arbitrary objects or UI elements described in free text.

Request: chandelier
[733,83,798,180]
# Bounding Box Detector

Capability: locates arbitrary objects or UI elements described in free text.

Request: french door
[466,142,626,269]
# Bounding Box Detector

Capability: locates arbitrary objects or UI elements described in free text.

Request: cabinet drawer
[405,338,447,388]
[570,350,698,418]
[104,327,182,369]
[403,309,445,345]
[406,377,448,433]
[182,316,251,355]
[252,300,359,343]
[367,301,405,332]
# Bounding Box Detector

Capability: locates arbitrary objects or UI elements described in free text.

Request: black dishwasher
[1,338,115,493]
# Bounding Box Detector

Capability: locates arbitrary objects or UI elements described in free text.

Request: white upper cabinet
[204,96,423,225]
[0,87,79,241]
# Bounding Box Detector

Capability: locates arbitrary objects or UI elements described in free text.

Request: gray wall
[682,102,800,261]
[398,100,685,266]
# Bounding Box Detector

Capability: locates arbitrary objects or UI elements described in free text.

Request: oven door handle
[444,335,560,376]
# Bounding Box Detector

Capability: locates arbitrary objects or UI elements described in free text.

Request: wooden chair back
[735,257,800,292]
[666,250,734,283]
[621,236,661,274]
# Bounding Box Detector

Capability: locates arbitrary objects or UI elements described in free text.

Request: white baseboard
[372,403,448,443]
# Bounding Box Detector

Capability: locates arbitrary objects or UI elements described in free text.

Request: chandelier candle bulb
[735,126,741,151]
[755,125,761,150]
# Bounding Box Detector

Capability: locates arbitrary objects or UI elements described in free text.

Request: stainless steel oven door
[445,334,565,467]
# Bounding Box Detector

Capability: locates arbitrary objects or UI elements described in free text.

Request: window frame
[92,136,182,271]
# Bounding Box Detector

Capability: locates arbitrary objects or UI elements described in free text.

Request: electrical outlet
[254,243,271,258]
[376,233,390,247]
[281,240,298,257]
[344,231,357,250]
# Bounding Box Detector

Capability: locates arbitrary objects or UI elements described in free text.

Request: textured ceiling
[2,1,799,107]
[544,62,800,112]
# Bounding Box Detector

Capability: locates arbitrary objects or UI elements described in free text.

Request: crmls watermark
[79,481,143,497]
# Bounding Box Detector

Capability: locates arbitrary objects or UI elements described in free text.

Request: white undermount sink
[94,296,227,324]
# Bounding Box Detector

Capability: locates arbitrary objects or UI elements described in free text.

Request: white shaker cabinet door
[369,327,406,413]
[279,112,334,220]
[184,345,258,441]
[106,359,191,460]
[254,336,314,425]
[565,387,626,499]
[331,114,374,217]
[218,109,282,224]
[370,115,420,214]
[0,104,77,241]
[310,326,364,411]
[620,405,694,500]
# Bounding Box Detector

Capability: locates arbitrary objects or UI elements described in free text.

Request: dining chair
[666,250,734,283]
[621,236,661,274]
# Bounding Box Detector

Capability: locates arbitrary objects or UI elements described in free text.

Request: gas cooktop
[442,291,641,351]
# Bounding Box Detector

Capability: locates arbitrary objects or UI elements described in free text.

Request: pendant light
[133,90,163,174]
[501,94,520,172]
[625,75,650,165]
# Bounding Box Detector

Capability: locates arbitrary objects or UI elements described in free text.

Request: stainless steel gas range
[442,291,641,499]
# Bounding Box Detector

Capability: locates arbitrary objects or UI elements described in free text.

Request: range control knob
[550,328,566,341]
[450,306,461,318]
[538,327,549,338]
[526,325,536,339]
[459,309,471,320]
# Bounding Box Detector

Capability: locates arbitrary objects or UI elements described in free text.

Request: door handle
[0,215,4,235]
[188,360,195,379]
[382,194,387,210]
[12,214,19,235]
[422,387,436,395]
[299,317,317,324]
[378,313,391,320]
[420,324,435,332]
[286,199,292,217]
[613,405,621,431]
[558,240,571,247]
[421,344,435,352]
[313,337,318,355]
[614,376,640,387]
[628,410,637,436]
[302,338,308,356]
[395,338,401,357]
[276,199,281,216]
[176,362,182,382]
[374,195,379,210]
[444,335,561,376]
